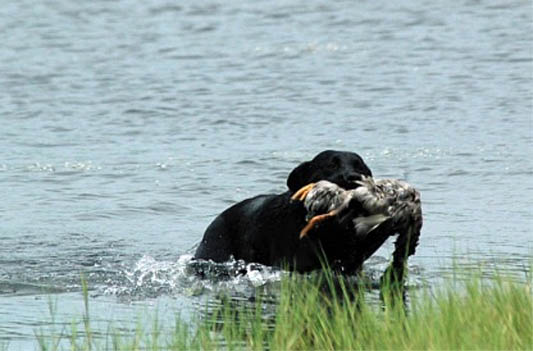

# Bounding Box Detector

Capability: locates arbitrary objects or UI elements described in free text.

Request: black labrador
[195,150,415,284]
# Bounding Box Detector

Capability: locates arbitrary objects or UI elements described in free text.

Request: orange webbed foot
[299,209,339,239]
[291,183,316,202]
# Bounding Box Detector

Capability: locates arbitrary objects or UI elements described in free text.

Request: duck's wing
[352,177,422,240]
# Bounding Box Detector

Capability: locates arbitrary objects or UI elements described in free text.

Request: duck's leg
[299,208,340,239]
[290,183,316,202]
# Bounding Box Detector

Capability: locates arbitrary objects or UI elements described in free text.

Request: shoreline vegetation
[32,267,532,351]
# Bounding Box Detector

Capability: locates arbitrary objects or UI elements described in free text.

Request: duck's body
[292,176,422,245]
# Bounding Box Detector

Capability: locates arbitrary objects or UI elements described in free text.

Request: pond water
[1,0,531,349]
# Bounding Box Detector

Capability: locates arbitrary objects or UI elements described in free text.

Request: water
[1,0,532,348]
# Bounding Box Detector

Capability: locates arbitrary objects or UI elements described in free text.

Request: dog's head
[287,150,372,192]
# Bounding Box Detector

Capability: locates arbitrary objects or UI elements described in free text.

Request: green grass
[36,268,532,351]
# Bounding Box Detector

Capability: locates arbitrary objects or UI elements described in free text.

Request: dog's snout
[346,174,363,182]
[341,174,364,189]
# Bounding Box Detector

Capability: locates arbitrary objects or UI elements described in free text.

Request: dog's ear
[287,161,316,192]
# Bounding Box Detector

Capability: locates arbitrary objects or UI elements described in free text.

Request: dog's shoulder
[220,191,300,225]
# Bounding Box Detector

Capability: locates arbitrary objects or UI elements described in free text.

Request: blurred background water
[1,0,531,349]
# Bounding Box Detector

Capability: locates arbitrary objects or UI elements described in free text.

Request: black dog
[195,150,415,281]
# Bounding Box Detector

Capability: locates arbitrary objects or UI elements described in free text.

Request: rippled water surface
[1,0,532,348]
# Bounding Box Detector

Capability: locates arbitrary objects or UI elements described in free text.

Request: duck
[291,176,422,240]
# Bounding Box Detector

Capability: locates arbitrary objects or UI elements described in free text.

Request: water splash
[101,254,285,300]
[98,252,425,302]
